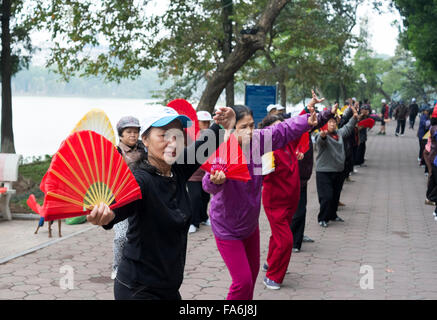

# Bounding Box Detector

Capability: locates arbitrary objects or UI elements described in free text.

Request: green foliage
[33,0,156,82]
[239,0,363,104]
[393,0,437,84]
[18,155,51,184]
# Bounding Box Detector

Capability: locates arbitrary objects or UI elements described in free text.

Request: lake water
[9,96,304,161]
[10,96,161,160]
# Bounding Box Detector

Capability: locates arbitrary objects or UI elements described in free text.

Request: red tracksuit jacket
[262,141,301,211]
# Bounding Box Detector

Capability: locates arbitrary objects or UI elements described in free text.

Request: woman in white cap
[266,104,285,116]
[187,111,213,233]
[87,105,235,300]
[111,116,146,280]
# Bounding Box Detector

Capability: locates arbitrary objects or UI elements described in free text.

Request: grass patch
[10,156,52,213]
[18,156,52,184]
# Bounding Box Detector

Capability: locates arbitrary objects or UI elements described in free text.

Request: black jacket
[103,124,222,290]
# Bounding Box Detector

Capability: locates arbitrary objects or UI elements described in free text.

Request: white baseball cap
[266,104,285,112]
[381,99,386,103]
[412,98,416,102]
[140,105,192,136]
[197,111,213,121]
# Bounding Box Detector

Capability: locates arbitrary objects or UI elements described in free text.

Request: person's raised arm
[259,91,320,154]
[176,107,236,181]
[338,105,358,138]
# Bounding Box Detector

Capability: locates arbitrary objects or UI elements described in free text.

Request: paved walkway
[1,121,436,300]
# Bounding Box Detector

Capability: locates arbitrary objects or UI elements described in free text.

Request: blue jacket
[418,114,430,140]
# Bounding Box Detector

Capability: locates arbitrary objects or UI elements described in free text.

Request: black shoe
[319,221,328,228]
[302,235,314,243]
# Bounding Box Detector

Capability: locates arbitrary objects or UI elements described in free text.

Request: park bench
[0,153,22,220]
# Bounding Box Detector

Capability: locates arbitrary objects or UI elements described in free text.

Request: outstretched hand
[320,130,328,138]
[214,107,236,130]
[331,103,339,115]
[307,89,325,113]
[87,203,115,226]
[351,104,359,119]
[210,170,227,185]
[307,111,318,127]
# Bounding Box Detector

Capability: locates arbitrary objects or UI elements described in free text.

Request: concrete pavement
[0,121,436,300]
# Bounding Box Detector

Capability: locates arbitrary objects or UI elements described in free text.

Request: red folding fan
[358,118,375,129]
[27,194,42,214]
[37,130,142,221]
[0,187,7,194]
[295,132,310,154]
[167,99,200,142]
[201,134,251,182]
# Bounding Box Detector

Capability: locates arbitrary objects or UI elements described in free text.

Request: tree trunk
[198,0,290,113]
[1,0,15,153]
[222,0,234,107]
[279,81,286,107]
[377,87,391,102]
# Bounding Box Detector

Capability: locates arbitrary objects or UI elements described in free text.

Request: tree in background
[35,0,290,113]
[393,0,437,87]
[1,0,35,153]
[240,0,362,106]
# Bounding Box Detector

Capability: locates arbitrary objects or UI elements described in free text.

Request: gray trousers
[113,219,129,273]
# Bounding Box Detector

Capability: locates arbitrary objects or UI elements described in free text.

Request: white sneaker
[433,211,437,217]
[435,216,437,221]
[353,168,358,173]
[188,225,197,233]
[200,219,211,226]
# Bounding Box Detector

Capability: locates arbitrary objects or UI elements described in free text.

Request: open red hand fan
[201,134,251,182]
[295,132,310,154]
[38,130,142,221]
[167,99,200,142]
[358,118,375,129]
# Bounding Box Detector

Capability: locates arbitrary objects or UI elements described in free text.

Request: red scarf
[329,132,339,141]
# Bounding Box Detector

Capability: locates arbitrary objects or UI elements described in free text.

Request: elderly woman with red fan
[202,96,319,300]
[87,105,236,300]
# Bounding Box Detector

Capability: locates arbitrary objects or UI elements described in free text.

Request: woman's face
[120,127,139,147]
[143,120,184,165]
[327,119,337,133]
[235,114,255,146]
[199,120,211,130]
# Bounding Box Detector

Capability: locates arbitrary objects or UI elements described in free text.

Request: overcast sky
[354,0,402,56]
